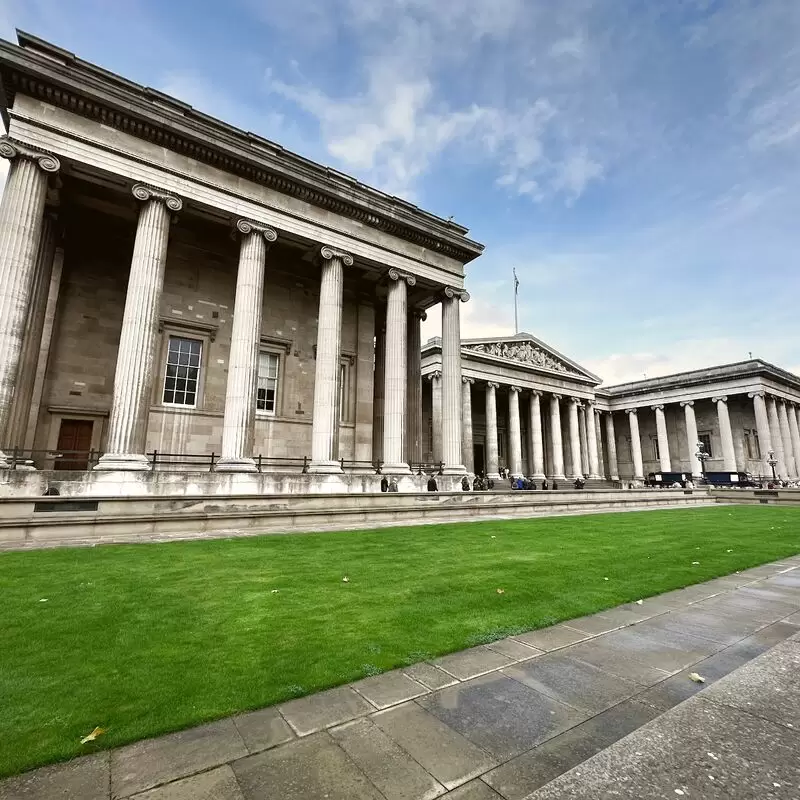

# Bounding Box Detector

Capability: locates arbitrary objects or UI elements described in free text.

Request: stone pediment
[462,335,594,380]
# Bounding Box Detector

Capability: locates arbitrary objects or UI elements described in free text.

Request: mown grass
[1,505,798,777]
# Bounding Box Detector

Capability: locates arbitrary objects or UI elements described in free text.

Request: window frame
[256,337,291,419]
[255,350,281,417]
[744,428,761,460]
[651,435,660,461]
[161,335,203,409]
[339,353,356,425]
[698,432,713,458]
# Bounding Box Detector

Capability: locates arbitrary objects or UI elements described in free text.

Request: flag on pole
[513,267,519,292]
[513,268,519,334]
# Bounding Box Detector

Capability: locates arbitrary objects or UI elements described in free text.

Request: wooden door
[55,419,93,470]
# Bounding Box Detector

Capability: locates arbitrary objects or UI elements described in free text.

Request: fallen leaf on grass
[496,588,505,594]
[688,673,705,683]
[692,561,700,565]
[636,600,643,605]
[80,727,107,744]
[271,589,280,594]
[342,576,350,583]
[603,577,609,581]
[39,599,48,602]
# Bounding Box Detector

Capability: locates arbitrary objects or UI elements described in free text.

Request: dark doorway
[55,419,93,470]
[473,442,485,475]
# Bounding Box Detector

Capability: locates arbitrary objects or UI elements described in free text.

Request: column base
[382,461,412,475]
[94,453,150,471]
[549,474,566,482]
[589,473,602,479]
[215,457,258,473]
[441,464,467,476]
[486,472,501,481]
[531,472,546,481]
[307,460,344,475]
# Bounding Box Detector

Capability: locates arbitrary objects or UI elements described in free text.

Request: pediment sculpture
[463,341,581,375]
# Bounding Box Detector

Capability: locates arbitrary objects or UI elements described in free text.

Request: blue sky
[2,0,799,383]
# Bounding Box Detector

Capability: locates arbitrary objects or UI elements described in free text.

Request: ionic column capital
[487,381,500,389]
[319,245,354,266]
[0,136,60,173]
[712,395,728,404]
[530,389,542,398]
[387,267,416,286]
[131,183,183,212]
[443,286,470,302]
[462,376,475,385]
[427,370,442,382]
[510,385,522,394]
[568,396,582,405]
[410,307,428,322]
[551,393,562,401]
[651,404,665,411]
[748,391,765,399]
[680,400,695,407]
[625,407,638,416]
[236,218,278,243]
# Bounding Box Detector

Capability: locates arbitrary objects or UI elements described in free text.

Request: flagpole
[513,268,519,334]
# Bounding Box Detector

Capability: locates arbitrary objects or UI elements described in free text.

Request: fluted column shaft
[681,401,702,478]
[578,405,590,476]
[777,401,796,478]
[508,386,522,477]
[405,309,425,466]
[0,139,60,465]
[713,396,737,473]
[749,392,772,476]
[788,404,800,479]
[218,220,276,471]
[485,382,500,479]
[461,378,474,473]
[627,409,644,480]
[383,270,413,473]
[529,391,545,478]
[9,211,57,448]
[653,405,671,472]
[308,247,350,472]
[430,372,442,463]
[568,398,582,479]
[766,396,787,478]
[441,289,467,474]
[372,309,385,463]
[586,403,600,477]
[549,394,565,479]
[604,412,619,480]
[97,184,181,470]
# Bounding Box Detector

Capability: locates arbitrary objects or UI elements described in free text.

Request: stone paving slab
[111,719,248,798]
[522,654,800,800]
[0,752,109,800]
[2,558,799,800]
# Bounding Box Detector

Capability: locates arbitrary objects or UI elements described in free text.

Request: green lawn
[1,505,799,777]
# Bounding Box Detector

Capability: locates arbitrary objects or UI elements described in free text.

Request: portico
[0,31,482,494]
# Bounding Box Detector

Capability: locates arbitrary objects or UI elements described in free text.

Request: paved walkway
[2,556,799,800]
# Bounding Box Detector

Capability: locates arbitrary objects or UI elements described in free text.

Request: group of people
[509,477,560,490]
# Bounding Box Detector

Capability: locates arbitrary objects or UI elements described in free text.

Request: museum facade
[1,32,799,497]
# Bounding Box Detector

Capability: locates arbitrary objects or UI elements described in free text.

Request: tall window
[652,436,660,461]
[744,428,761,459]
[698,432,713,458]
[256,352,279,414]
[339,362,347,423]
[162,336,202,407]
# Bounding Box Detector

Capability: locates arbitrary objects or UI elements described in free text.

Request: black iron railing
[1,448,102,470]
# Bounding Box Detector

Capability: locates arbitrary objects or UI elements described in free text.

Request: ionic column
[712,396,737,473]
[626,408,644,481]
[586,402,600,477]
[681,401,702,479]
[604,411,619,480]
[0,138,60,466]
[405,309,426,466]
[308,246,351,473]
[549,394,565,479]
[429,371,442,463]
[96,184,181,471]
[372,307,385,464]
[217,219,277,472]
[766,396,787,478]
[508,386,523,477]
[749,391,772,477]
[8,210,58,448]
[578,405,590,476]
[652,404,672,472]
[568,398,582,479]
[485,382,500,479]
[777,400,797,478]
[529,390,545,479]
[788,403,800,479]
[441,287,468,474]
[595,409,606,478]
[383,269,414,474]
[461,377,475,473]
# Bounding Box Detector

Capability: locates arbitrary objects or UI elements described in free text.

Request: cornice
[0,34,484,264]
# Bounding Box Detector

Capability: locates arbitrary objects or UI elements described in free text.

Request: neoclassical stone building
[1,32,799,498]
[0,32,479,494]
[423,334,800,484]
